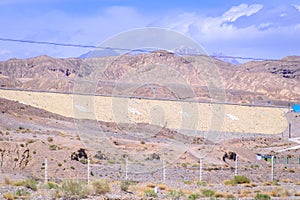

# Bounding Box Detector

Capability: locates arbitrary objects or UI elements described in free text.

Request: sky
[0,0,300,61]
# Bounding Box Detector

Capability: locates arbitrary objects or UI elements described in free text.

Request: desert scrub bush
[157,183,167,190]
[146,182,156,188]
[61,179,88,199]
[181,162,188,168]
[269,187,291,197]
[196,181,207,186]
[15,189,30,198]
[120,180,130,192]
[79,159,88,164]
[272,180,280,186]
[281,179,293,183]
[13,179,38,191]
[49,144,57,150]
[202,189,215,197]
[47,137,53,142]
[143,189,158,198]
[92,179,110,195]
[263,181,272,186]
[225,175,250,185]
[3,192,14,200]
[183,180,192,185]
[188,193,199,200]
[4,176,12,185]
[168,189,184,200]
[233,175,250,184]
[214,192,235,199]
[47,181,60,189]
[295,192,300,196]
[254,193,271,200]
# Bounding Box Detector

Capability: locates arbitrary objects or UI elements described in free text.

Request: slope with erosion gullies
[0,55,82,92]
[0,52,299,104]
[229,56,300,103]
[0,97,208,176]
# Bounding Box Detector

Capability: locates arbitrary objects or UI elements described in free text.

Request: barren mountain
[0,52,299,105]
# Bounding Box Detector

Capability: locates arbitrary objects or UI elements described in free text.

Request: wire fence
[2,155,298,185]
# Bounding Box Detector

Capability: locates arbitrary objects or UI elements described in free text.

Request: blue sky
[0,0,299,61]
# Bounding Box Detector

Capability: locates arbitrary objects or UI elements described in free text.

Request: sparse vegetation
[254,193,271,200]
[15,189,30,198]
[47,181,60,189]
[13,179,38,191]
[168,189,184,200]
[225,175,250,185]
[202,189,215,197]
[157,184,167,190]
[61,179,88,199]
[144,189,158,198]
[47,137,53,142]
[188,193,200,200]
[49,144,57,150]
[120,180,131,192]
[183,180,192,185]
[92,179,110,195]
[4,176,12,185]
[197,181,207,186]
[3,192,14,200]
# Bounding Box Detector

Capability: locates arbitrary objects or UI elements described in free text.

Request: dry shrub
[215,192,235,199]
[3,192,14,200]
[263,181,272,186]
[92,179,110,195]
[243,182,258,187]
[295,192,300,196]
[4,176,12,185]
[146,182,156,188]
[281,179,293,183]
[157,184,167,190]
[238,189,251,198]
[269,187,291,197]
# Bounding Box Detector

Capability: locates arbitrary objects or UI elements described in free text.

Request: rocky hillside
[0,52,299,104]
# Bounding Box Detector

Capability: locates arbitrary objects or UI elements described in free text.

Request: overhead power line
[0,37,299,63]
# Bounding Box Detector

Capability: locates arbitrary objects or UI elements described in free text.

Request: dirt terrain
[0,97,299,199]
[0,52,299,199]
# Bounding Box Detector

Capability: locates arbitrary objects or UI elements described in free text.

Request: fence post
[271,156,274,182]
[162,159,166,183]
[235,155,238,176]
[87,158,90,185]
[44,158,48,184]
[199,158,203,182]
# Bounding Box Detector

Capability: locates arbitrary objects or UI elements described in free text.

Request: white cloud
[222,3,263,22]
[293,4,300,12]
[280,13,287,17]
[0,50,11,55]
[151,3,300,59]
